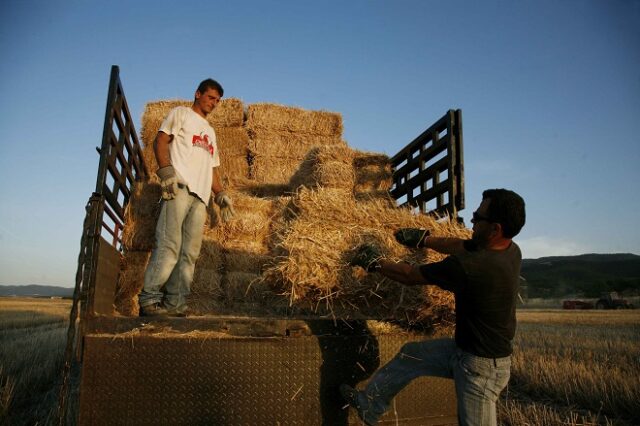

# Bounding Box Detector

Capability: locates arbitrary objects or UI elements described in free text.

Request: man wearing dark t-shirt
[341,189,526,426]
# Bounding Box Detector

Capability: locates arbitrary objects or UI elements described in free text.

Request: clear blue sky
[1,0,639,287]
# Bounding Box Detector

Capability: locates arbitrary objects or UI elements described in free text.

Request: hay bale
[258,186,470,323]
[191,268,224,298]
[209,98,245,128]
[215,126,250,157]
[219,154,250,187]
[223,272,259,301]
[248,129,344,158]
[208,191,274,243]
[289,145,356,190]
[224,244,274,274]
[186,296,224,315]
[122,181,162,251]
[231,178,292,198]
[249,156,301,186]
[197,233,225,269]
[114,251,151,316]
[353,151,393,194]
[246,103,343,136]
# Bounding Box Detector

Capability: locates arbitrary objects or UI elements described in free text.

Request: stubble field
[0,298,638,425]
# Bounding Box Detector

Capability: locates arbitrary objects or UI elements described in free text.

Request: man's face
[470,198,494,248]
[194,87,221,115]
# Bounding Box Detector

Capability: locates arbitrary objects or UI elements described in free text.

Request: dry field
[0,297,72,426]
[1,298,638,425]
[499,309,640,425]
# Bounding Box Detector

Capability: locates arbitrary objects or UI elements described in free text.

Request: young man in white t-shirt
[138,78,235,317]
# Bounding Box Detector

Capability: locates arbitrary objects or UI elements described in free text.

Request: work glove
[157,165,178,201]
[394,228,430,248]
[214,191,236,222]
[350,244,383,272]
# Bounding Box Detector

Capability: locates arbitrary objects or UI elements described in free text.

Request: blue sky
[1,0,639,287]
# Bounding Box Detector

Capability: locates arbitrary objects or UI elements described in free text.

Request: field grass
[0,297,72,426]
[1,298,638,425]
[499,310,640,425]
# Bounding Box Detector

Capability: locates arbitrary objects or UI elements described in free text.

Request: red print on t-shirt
[192,133,214,155]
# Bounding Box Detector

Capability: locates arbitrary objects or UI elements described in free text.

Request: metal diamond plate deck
[79,321,457,425]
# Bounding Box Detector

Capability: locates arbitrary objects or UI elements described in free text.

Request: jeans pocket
[459,354,487,378]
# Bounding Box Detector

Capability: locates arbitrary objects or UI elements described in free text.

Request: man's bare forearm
[154,132,173,168]
[422,237,466,255]
[378,260,428,286]
[211,167,224,195]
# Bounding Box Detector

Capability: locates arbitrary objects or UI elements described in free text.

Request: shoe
[139,302,168,317]
[339,384,376,426]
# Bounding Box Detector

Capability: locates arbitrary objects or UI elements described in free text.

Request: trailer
[57,66,465,425]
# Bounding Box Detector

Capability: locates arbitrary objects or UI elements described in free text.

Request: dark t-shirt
[419,242,522,358]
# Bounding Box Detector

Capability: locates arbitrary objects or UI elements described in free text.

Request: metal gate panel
[390,110,464,218]
[79,333,457,425]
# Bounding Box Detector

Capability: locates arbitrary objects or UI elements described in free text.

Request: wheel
[596,302,606,309]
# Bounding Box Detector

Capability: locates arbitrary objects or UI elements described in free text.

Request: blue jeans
[138,187,206,312]
[353,338,511,426]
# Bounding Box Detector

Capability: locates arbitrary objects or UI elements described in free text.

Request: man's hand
[157,165,178,201]
[350,244,383,272]
[215,191,236,222]
[394,228,430,248]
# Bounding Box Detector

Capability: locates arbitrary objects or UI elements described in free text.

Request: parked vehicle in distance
[562,299,594,310]
[595,292,635,309]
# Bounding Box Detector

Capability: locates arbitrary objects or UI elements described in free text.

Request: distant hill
[3,253,639,300]
[521,253,640,298]
[0,285,74,298]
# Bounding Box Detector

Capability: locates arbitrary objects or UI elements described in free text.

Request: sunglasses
[472,211,492,223]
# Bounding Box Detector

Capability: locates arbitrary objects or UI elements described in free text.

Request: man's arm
[350,244,464,292]
[211,167,224,195]
[212,167,235,221]
[422,237,467,255]
[154,132,173,168]
[377,259,429,286]
[379,257,463,293]
[394,228,473,255]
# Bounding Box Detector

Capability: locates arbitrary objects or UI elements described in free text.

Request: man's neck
[487,237,512,251]
[191,104,206,118]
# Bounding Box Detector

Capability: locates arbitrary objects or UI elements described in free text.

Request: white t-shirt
[159,106,220,203]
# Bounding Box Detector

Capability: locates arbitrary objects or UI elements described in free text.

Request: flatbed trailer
[57,66,465,425]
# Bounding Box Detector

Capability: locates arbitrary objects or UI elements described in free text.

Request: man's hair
[196,78,224,97]
[482,189,526,238]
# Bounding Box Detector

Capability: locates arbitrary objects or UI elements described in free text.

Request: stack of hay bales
[246,103,345,187]
[261,145,470,328]
[115,98,468,334]
[189,190,281,315]
[115,181,161,315]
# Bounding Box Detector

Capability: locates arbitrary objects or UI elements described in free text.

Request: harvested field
[499,309,640,425]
